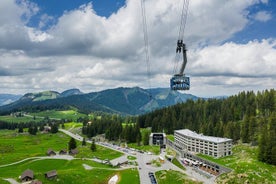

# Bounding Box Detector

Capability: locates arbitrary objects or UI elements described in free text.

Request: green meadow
[0,115,42,123]
[29,110,87,121]
[0,129,135,183]
[0,158,139,184]
[0,110,87,123]
[76,145,123,160]
[0,131,70,165]
[198,144,276,184]
[0,130,122,165]
[127,143,161,155]
[155,170,202,184]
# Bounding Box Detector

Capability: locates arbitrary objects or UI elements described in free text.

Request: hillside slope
[0,87,198,115]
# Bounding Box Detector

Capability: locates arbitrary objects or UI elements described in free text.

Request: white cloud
[254,11,272,22]
[0,0,275,97]
[187,39,276,96]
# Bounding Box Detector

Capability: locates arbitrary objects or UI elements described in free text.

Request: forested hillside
[0,87,197,115]
[138,89,276,165]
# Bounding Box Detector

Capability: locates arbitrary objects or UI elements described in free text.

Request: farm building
[45,170,57,179]
[46,149,56,156]
[21,169,34,182]
[59,149,67,155]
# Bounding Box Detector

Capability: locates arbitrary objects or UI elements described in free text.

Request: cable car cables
[140,0,152,98]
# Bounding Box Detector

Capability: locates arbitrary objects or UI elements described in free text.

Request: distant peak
[61,88,83,97]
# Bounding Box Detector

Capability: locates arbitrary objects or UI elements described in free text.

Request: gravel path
[0,155,74,168]
[3,178,19,184]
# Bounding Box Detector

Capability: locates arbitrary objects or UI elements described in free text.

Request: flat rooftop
[175,129,232,143]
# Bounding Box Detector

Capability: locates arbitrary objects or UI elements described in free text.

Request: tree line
[0,119,62,135]
[138,89,276,165]
[82,115,141,144]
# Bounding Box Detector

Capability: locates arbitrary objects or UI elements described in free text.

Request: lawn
[0,110,87,123]
[0,159,139,184]
[166,134,174,141]
[30,110,87,121]
[172,158,186,170]
[64,122,83,130]
[0,129,135,183]
[155,170,202,184]
[76,145,123,160]
[127,143,161,155]
[0,130,70,165]
[197,144,276,184]
[0,115,42,123]
[0,130,123,165]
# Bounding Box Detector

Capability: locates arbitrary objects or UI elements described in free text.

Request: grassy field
[0,130,70,165]
[155,170,202,184]
[0,158,139,184]
[172,158,186,170]
[0,129,134,183]
[0,115,42,123]
[76,145,123,160]
[127,143,161,155]
[64,122,83,130]
[166,134,174,141]
[0,130,123,165]
[0,110,88,123]
[29,110,87,121]
[197,144,276,184]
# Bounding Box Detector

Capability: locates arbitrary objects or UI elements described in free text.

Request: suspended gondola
[170,0,190,91]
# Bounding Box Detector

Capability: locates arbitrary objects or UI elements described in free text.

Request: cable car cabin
[170,75,190,90]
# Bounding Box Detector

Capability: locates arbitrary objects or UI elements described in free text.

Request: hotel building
[174,129,232,158]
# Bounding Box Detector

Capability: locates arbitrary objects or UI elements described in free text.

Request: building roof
[69,148,78,155]
[175,129,232,143]
[150,132,166,137]
[45,170,57,178]
[21,169,34,179]
[59,149,67,153]
[47,148,56,154]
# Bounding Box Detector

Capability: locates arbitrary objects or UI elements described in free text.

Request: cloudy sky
[0,0,275,97]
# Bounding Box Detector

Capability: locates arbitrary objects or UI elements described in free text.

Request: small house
[43,125,51,133]
[59,149,67,155]
[69,148,78,155]
[21,169,34,182]
[45,170,57,179]
[46,149,56,156]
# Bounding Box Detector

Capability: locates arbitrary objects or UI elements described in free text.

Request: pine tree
[51,123,58,133]
[18,126,23,133]
[82,137,86,146]
[241,115,250,143]
[258,125,267,162]
[143,130,150,145]
[90,139,96,152]
[68,138,77,151]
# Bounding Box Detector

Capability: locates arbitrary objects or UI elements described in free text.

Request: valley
[0,107,275,183]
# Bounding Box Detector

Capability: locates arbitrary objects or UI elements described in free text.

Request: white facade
[174,129,232,158]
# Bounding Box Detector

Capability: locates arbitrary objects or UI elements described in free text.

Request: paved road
[3,178,19,184]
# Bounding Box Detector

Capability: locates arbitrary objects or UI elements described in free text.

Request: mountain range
[0,87,198,115]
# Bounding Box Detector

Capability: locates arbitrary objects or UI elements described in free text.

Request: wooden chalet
[59,149,67,155]
[45,170,57,179]
[21,169,34,182]
[46,148,56,156]
[69,148,78,155]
